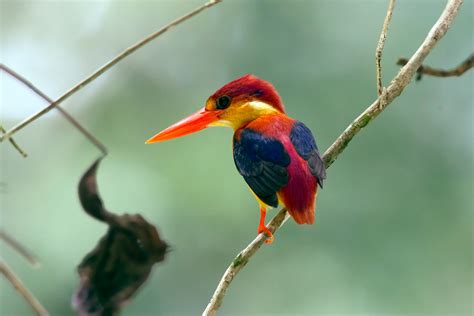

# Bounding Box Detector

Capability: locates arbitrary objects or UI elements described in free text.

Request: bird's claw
[258,225,274,244]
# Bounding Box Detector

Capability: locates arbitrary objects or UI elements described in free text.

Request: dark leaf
[73,159,168,316]
[78,158,108,222]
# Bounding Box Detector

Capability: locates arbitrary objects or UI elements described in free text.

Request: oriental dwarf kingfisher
[146,74,326,244]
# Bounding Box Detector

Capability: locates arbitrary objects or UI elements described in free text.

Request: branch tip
[0,124,27,158]
[0,231,40,267]
[376,0,397,96]
[396,53,473,80]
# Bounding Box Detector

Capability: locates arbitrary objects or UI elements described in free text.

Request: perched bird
[146,74,326,243]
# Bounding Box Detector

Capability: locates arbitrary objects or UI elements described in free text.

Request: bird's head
[146,74,285,143]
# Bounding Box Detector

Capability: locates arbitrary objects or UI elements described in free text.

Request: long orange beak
[145,108,222,143]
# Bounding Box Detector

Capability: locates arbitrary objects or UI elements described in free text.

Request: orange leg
[257,206,274,244]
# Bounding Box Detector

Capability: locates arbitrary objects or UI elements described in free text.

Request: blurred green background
[1,0,472,315]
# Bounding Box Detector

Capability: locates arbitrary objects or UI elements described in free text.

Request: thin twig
[0,261,49,316]
[0,231,40,267]
[203,0,463,315]
[0,125,27,157]
[397,53,473,80]
[0,0,222,143]
[376,0,397,96]
[0,64,108,156]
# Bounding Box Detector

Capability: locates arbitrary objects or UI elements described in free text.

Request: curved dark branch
[397,53,473,80]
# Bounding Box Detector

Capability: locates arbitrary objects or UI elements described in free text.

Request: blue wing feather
[233,129,290,207]
[290,121,326,187]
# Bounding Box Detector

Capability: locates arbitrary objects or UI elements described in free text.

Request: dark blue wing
[290,121,326,187]
[233,129,290,207]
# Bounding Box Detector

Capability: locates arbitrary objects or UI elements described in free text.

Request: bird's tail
[288,204,315,225]
[283,188,317,225]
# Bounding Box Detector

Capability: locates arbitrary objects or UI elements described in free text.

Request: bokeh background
[1,0,473,315]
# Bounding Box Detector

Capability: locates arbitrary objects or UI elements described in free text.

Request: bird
[146,74,326,243]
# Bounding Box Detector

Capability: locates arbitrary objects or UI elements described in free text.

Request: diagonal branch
[0,261,49,316]
[0,124,27,157]
[1,64,108,156]
[0,0,222,143]
[396,53,473,80]
[202,0,464,315]
[376,0,397,96]
[0,231,40,267]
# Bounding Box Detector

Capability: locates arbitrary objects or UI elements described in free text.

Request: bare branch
[324,0,463,168]
[376,0,397,95]
[203,212,290,315]
[397,53,473,80]
[0,261,49,316]
[0,0,222,143]
[0,64,108,156]
[0,124,27,157]
[203,1,464,315]
[0,231,40,267]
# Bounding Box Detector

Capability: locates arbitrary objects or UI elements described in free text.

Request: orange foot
[258,206,274,244]
[258,223,274,244]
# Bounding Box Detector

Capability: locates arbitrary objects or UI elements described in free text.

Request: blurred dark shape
[73,159,168,316]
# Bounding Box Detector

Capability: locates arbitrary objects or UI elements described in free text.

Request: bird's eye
[216,95,231,109]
